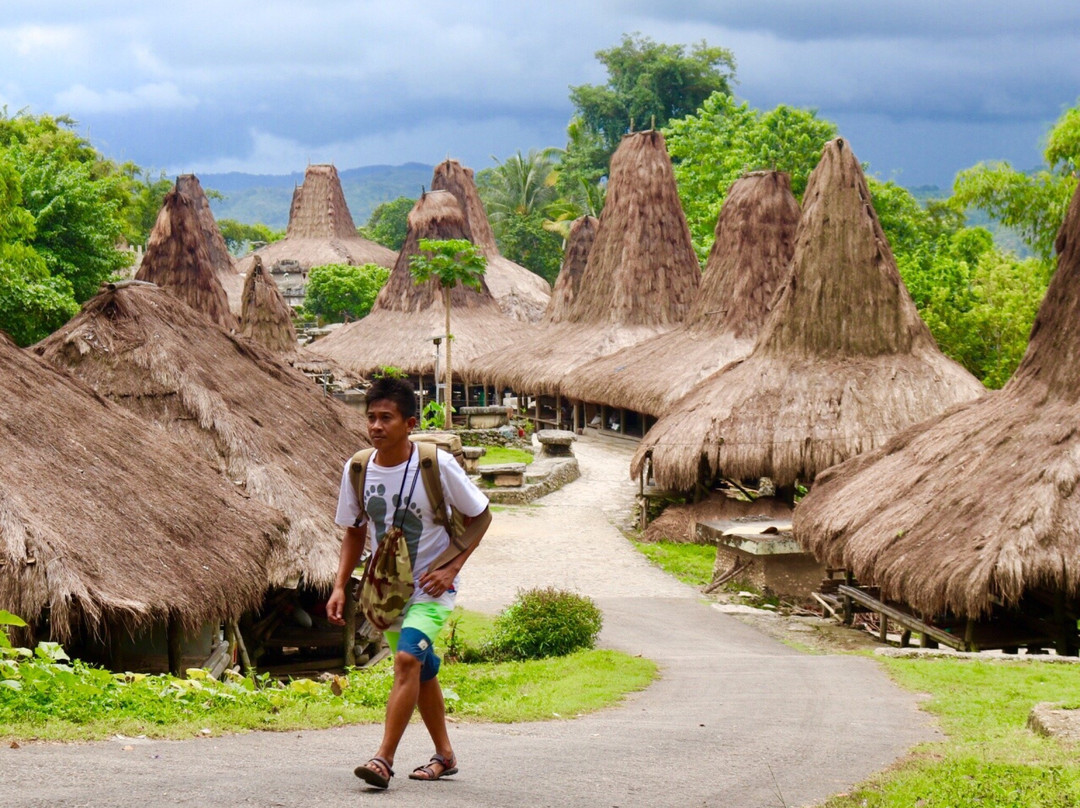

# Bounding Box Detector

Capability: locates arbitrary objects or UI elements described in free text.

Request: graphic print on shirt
[365,481,423,565]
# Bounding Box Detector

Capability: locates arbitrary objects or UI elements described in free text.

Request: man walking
[327,377,491,788]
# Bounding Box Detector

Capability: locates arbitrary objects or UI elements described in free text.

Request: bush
[485,588,602,661]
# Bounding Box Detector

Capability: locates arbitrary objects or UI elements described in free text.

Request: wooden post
[418,373,425,415]
[343,580,357,667]
[228,620,254,675]
[573,402,581,433]
[964,618,976,652]
[167,616,183,677]
[534,395,540,431]
[556,393,562,429]
[464,379,471,408]
[878,614,888,643]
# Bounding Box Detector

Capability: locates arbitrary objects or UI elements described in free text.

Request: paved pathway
[0,435,935,807]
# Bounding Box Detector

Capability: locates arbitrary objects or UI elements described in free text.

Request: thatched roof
[545,215,599,322]
[793,180,1080,619]
[430,159,551,323]
[175,174,242,313]
[304,190,516,377]
[632,138,985,491]
[561,171,800,416]
[235,164,396,278]
[465,131,701,394]
[0,331,287,640]
[241,255,298,353]
[34,284,369,590]
[135,188,238,330]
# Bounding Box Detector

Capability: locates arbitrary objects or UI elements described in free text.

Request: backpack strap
[347,447,377,527]
[415,441,491,573]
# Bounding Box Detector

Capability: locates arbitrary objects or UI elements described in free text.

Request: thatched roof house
[546,215,599,322]
[135,187,238,331]
[632,138,985,492]
[240,255,297,353]
[0,331,287,641]
[793,180,1080,620]
[304,189,515,377]
[562,171,800,417]
[235,164,396,279]
[34,284,369,590]
[430,159,551,323]
[466,130,701,395]
[175,174,242,313]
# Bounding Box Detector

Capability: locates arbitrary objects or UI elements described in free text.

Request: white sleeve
[438,451,489,518]
[334,457,367,528]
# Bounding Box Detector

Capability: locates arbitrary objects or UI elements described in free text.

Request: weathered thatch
[793,180,1080,619]
[241,255,297,353]
[430,158,551,322]
[562,171,799,416]
[0,331,287,641]
[545,215,599,322]
[304,190,515,377]
[466,131,701,394]
[235,164,396,278]
[34,284,369,590]
[135,188,238,330]
[175,174,242,313]
[633,138,985,492]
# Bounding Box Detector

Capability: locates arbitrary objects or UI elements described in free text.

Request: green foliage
[116,165,173,247]
[633,541,716,588]
[493,211,564,283]
[664,93,837,260]
[217,219,284,255]
[485,588,602,661]
[409,238,487,291]
[373,365,406,379]
[420,400,452,430]
[827,658,1080,807]
[476,446,534,466]
[565,33,737,183]
[952,101,1080,262]
[304,262,389,323]
[360,196,414,250]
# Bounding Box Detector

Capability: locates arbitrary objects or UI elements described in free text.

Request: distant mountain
[201,163,433,230]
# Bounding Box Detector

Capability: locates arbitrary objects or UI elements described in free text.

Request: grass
[477,445,534,466]
[0,608,655,742]
[633,540,715,587]
[823,657,1080,807]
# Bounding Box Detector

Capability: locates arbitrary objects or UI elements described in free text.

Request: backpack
[358,522,413,631]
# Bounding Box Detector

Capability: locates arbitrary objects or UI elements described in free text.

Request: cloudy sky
[3,1,1078,188]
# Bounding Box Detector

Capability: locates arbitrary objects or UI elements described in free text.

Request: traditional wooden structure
[175,174,243,314]
[793,180,1080,654]
[240,254,297,353]
[632,138,985,493]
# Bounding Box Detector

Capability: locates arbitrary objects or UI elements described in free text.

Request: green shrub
[485,588,602,660]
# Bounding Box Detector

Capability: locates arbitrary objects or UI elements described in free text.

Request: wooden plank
[838,585,966,650]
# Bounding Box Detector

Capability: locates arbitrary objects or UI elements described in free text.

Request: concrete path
[0,435,935,807]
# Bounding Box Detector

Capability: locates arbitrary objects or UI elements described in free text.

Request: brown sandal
[409,752,458,780]
[354,756,394,789]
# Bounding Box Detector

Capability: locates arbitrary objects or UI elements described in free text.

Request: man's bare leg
[357,651,421,785]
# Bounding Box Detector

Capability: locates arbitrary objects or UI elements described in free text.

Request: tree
[218,219,285,255]
[663,94,837,260]
[304,263,390,323]
[953,101,1080,262]
[561,34,737,188]
[409,239,487,428]
[361,196,414,251]
[117,164,173,247]
[494,211,564,283]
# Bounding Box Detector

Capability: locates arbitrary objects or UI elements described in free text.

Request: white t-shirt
[335,447,489,613]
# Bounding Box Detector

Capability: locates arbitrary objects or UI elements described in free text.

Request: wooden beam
[838,585,964,650]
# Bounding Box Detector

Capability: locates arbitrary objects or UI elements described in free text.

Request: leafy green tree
[495,211,564,283]
[218,219,284,255]
[953,101,1080,262]
[117,165,173,247]
[409,239,487,428]
[663,94,837,260]
[562,34,737,188]
[304,263,390,323]
[361,196,414,251]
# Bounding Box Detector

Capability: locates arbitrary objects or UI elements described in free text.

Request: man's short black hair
[366,376,417,419]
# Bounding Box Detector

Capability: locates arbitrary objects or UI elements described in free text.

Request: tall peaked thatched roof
[34,284,368,590]
[561,171,800,416]
[235,164,396,278]
[793,181,1080,619]
[136,188,238,330]
[430,159,551,323]
[241,255,297,353]
[1,331,286,640]
[175,173,242,313]
[465,130,701,394]
[632,138,985,491]
[304,190,516,377]
[545,215,599,322]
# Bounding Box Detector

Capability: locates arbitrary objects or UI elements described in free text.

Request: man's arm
[326,524,367,626]
[417,508,490,597]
